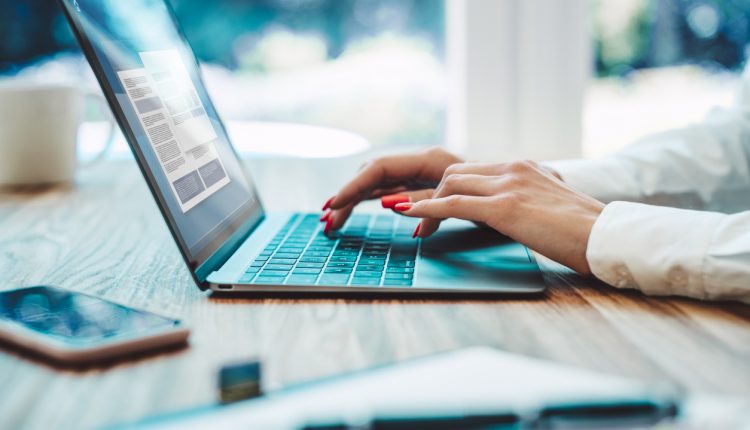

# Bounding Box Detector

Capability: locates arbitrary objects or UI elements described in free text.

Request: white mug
[0,82,115,186]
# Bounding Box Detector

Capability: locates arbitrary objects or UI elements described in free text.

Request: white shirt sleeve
[547,107,750,213]
[544,95,750,302]
[586,202,750,304]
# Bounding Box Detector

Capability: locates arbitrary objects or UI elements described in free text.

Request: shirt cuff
[586,201,725,299]
[544,158,642,203]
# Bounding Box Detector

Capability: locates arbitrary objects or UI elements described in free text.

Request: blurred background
[0,0,747,158]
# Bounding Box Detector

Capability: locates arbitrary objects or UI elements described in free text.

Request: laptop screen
[60,0,263,274]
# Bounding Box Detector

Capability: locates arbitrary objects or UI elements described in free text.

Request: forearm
[587,201,750,304]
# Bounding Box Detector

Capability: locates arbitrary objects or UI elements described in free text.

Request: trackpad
[417,219,544,290]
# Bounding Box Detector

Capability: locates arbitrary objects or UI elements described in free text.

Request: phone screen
[0,286,180,347]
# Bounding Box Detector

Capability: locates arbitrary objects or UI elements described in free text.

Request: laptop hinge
[194,211,265,286]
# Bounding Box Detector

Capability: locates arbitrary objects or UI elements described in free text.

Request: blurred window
[0,0,445,149]
[587,0,746,156]
[4,0,745,158]
[171,0,446,148]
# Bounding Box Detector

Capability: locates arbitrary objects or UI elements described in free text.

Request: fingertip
[323,218,333,235]
[393,202,413,212]
[381,194,410,209]
[418,219,439,238]
[412,222,421,239]
[319,209,331,222]
[336,214,349,229]
[322,196,335,211]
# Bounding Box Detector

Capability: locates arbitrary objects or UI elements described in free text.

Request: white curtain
[445,0,590,161]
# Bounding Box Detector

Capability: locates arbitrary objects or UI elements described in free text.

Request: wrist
[574,200,605,276]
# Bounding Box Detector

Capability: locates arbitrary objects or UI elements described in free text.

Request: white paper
[117,49,230,213]
[130,347,682,430]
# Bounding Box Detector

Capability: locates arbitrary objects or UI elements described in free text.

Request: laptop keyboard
[239,214,419,287]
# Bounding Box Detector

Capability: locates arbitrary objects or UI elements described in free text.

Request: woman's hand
[321,147,463,232]
[391,160,604,275]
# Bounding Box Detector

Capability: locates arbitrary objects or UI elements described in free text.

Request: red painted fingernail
[322,196,335,211]
[324,218,333,235]
[393,202,413,212]
[412,223,421,239]
[320,210,331,222]
[381,194,410,209]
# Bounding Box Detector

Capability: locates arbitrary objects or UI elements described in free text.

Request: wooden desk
[1,158,749,430]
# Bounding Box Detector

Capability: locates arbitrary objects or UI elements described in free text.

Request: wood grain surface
[1,158,749,430]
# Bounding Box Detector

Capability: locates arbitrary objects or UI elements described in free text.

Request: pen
[535,398,679,428]
[301,412,520,430]
[370,412,521,429]
[300,397,679,430]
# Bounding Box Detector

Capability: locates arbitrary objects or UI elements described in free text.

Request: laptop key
[353,271,382,278]
[384,273,413,280]
[356,264,383,270]
[265,264,293,271]
[279,247,305,253]
[250,261,266,267]
[324,268,352,274]
[330,256,357,262]
[275,253,301,259]
[260,270,290,277]
[359,259,385,266]
[239,274,255,283]
[245,266,261,274]
[293,268,321,275]
[304,251,330,258]
[390,255,417,262]
[386,267,414,274]
[387,260,415,268]
[300,257,327,263]
[327,262,355,268]
[306,246,333,252]
[269,258,297,265]
[296,262,324,268]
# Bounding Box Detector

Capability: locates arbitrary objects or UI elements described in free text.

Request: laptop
[60,0,546,296]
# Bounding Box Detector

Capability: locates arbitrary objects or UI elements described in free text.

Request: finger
[369,185,409,199]
[328,149,455,210]
[421,174,502,236]
[442,160,543,177]
[439,162,507,180]
[435,174,500,198]
[417,164,507,235]
[418,218,442,238]
[402,189,434,203]
[328,204,354,232]
[380,189,435,209]
[325,188,434,232]
[394,195,491,236]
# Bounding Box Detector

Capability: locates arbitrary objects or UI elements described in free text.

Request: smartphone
[0,285,190,364]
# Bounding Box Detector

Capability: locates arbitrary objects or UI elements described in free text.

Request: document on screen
[117,49,230,213]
